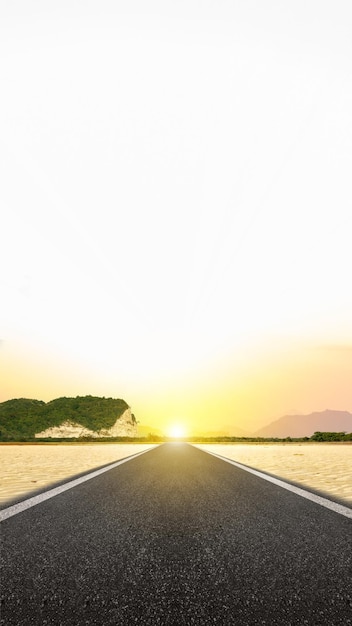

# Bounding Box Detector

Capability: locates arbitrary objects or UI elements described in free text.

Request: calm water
[1,442,351,507]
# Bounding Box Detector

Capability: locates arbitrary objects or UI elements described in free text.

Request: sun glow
[167,424,187,439]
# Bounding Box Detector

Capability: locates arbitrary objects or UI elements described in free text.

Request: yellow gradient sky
[1,1,352,435]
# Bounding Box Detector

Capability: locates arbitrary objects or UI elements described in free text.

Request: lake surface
[1,442,351,507]
[195,443,352,506]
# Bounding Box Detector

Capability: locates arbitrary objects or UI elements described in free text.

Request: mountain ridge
[254,409,352,438]
[1,396,352,440]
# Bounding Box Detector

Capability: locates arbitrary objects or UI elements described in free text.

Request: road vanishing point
[1,443,351,625]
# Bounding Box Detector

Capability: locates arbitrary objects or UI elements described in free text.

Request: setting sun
[167,424,187,439]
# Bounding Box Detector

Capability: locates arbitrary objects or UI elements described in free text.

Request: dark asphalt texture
[1,443,351,625]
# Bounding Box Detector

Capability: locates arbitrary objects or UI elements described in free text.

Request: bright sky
[1,1,352,435]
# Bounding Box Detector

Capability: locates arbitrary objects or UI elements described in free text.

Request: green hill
[0,396,131,441]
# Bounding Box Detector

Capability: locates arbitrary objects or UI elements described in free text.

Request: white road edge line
[201,449,352,520]
[0,448,155,523]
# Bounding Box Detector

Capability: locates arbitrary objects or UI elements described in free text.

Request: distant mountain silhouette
[226,425,252,437]
[137,424,164,437]
[254,410,352,438]
[191,425,252,438]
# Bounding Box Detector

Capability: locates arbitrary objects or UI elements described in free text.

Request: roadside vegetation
[183,433,352,443]
[0,396,131,441]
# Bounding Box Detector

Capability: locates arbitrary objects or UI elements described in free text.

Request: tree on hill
[0,396,130,441]
[310,431,351,442]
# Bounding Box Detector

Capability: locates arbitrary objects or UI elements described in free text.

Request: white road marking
[201,448,352,520]
[0,448,154,522]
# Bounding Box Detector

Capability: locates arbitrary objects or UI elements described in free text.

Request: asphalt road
[1,443,351,625]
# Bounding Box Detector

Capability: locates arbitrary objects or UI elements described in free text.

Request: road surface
[1,443,351,625]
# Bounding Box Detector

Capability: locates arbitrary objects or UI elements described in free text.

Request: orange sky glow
[1,2,352,436]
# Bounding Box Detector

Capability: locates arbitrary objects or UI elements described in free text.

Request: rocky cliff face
[35,408,138,439]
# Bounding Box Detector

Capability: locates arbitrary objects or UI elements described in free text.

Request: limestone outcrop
[35,408,138,439]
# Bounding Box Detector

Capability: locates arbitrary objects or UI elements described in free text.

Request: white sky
[1,1,352,428]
